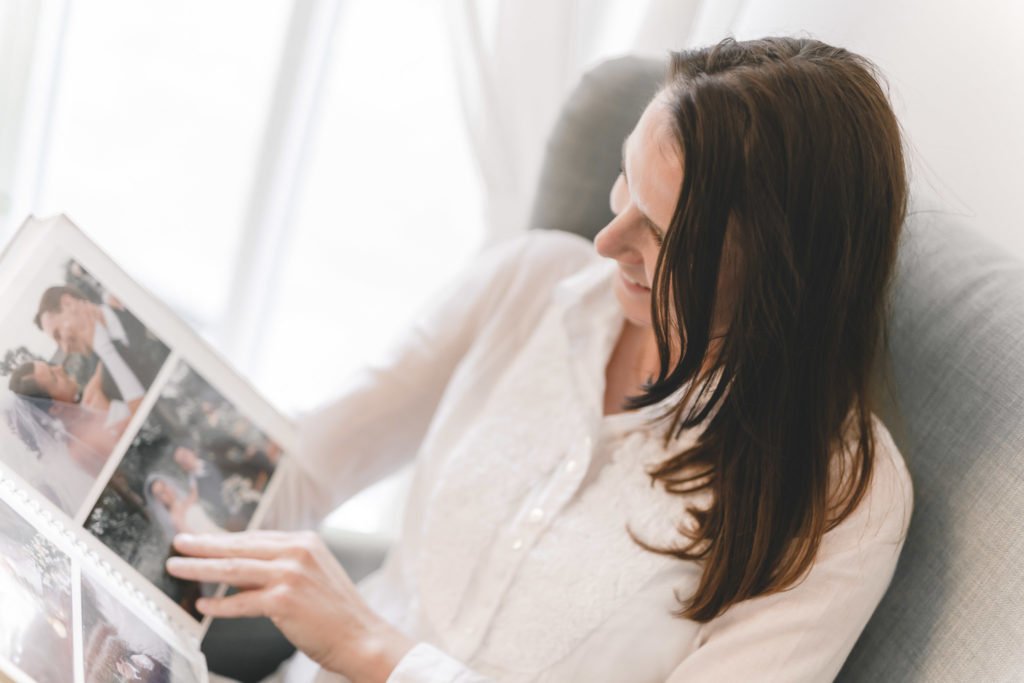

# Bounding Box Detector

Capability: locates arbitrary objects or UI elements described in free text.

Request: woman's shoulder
[486,229,598,276]
[470,229,601,308]
[827,413,914,548]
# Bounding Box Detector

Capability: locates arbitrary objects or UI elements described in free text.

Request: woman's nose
[595,211,643,263]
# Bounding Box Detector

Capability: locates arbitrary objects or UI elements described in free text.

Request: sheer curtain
[1,0,483,538]
[12,0,1014,540]
[0,0,66,238]
[0,0,717,539]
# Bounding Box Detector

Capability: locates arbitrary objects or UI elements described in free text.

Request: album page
[0,214,298,664]
[0,478,208,683]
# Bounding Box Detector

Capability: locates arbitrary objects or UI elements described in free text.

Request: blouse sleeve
[262,230,595,531]
[665,422,914,683]
[387,643,494,683]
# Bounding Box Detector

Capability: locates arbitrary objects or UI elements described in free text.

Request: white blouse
[264,230,914,683]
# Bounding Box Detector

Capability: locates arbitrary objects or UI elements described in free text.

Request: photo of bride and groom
[0,258,170,515]
[85,360,281,617]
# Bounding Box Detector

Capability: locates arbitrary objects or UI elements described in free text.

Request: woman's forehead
[625,96,683,221]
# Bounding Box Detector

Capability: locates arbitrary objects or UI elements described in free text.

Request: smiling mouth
[621,271,651,292]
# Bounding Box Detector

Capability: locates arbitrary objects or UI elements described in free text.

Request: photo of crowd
[85,359,282,616]
[0,257,170,515]
[82,569,201,683]
[0,497,74,683]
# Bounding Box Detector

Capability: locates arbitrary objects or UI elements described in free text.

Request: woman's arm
[166,531,421,682]
[82,362,110,411]
[263,232,595,531]
[167,530,504,682]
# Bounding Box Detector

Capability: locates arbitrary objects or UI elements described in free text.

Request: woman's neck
[604,321,726,416]
[603,321,661,415]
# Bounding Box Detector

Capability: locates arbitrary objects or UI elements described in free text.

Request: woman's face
[594,91,682,328]
[31,362,79,404]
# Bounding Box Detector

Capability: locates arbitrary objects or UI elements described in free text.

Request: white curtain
[445,0,711,243]
[0,0,62,237]
[448,0,1024,257]
[0,1,37,228]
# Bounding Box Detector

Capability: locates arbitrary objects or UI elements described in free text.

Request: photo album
[0,215,297,683]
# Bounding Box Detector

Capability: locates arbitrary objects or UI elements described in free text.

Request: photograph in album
[0,214,295,679]
[0,497,75,683]
[85,358,282,617]
[81,569,202,683]
[0,254,171,516]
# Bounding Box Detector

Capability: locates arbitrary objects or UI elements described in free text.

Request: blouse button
[528,507,544,522]
[565,459,578,473]
[511,538,524,551]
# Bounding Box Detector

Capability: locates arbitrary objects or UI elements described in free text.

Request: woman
[0,387,103,514]
[144,475,226,537]
[168,37,913,682]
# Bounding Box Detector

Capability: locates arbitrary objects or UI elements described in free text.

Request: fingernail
[174,534,195,546]
[195,598,208,612]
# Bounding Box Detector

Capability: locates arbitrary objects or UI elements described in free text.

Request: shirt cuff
[386,642,490,683]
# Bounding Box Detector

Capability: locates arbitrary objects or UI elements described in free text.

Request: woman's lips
[620,270,651,293]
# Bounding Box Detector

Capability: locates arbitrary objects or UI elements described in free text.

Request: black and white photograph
[0,254,171,515]
[81,569,201,683]
[0,497,75,683]
[84,359,281,616]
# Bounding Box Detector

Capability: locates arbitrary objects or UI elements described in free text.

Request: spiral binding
[0,469,203,652]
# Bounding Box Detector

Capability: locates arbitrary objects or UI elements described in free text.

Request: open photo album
[0,215,297,683]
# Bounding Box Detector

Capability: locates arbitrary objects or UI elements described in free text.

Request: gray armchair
[530,57,1024,682]
[205,57,1024,682]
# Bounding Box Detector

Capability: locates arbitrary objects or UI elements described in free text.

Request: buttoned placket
[445,430,597,660]
[444,268,619,660]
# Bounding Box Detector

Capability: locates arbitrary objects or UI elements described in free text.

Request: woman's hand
[166,531,415,683]
[82,362,110,410]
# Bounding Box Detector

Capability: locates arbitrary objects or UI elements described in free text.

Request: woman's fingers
[194,589,269,618]
[165,556,280,587]
[172,531,290,559]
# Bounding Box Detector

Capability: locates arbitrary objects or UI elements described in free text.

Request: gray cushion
[840,211,1024,682]
[529,56,1024,681]
[528,56,665,240]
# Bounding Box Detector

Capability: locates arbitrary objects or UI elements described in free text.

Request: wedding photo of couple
[0,257,170,515]
[85,360,281,616]
[0,497,74,683]
[81,569,200,683]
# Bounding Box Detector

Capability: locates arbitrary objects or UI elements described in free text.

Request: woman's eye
[647,220,665,246]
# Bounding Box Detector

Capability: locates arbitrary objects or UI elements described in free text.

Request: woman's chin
[613,281,653,328]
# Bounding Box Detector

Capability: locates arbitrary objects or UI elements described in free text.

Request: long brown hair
[626,37,908,622]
